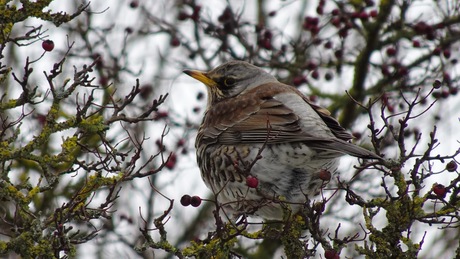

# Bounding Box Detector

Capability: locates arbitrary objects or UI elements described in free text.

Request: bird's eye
[224,77,236,87]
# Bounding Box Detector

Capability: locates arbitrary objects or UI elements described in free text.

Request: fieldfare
[184,60,380,220]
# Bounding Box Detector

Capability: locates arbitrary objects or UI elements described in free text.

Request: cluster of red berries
[303,16,320,35]
[257,30,273,50]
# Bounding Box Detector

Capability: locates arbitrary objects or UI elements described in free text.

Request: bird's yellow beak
[183,70,216,87]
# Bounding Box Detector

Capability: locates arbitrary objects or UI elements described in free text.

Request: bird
[183,60,380,220]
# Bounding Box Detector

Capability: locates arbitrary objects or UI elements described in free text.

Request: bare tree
[1,0,459,258]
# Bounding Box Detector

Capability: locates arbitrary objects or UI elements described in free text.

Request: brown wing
[199,82,379,159]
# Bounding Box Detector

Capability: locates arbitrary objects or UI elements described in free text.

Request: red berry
[412,40,421,48]
[440,90,449,98]
[398,66,408,76]
[155,111,169,120]
[446,161,457,172]
[263,30,273,39]
[331,9,340,16]
[170,37,180,47]
[178,11,189,21]
[331,17,341,27]
[139,84,153,99]
[381,65,391,76]
[190,196,202,207]
[351,12,360,19]
[443,72,451,83]
[386,47,397,56]
[325,249,340,259]
[338,28,348,38]
[292,76,307,86]
[443,49,451,59]
[311,70,319,79]
[165,153,177,169]
[177,138,186,147]
[324,41,333,49]
[433,47,442,55]
[259,38,272,50]
[369,10,378,18]
[190,5,201,21]
[42,40,54,51]
[359,11,369,20]
[432,79,442,89]
[129,0,139,8]
[246,176,259,188]
[334,50,343,58]
[316,6,324,15]
[180,195,192,206]
[306,61,317,70]
[433,184,447,198]
[318,169,331,181]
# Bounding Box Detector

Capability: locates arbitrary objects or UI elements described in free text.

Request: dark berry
[443,49,451,59]
[433,184,447,198]
[177,138,186,147]
[432,79,442,89]
[181,195,192,206]
[42,40,54,51]
[369,10,378,18]
[178,11,189,21]
[433,47,442,56]
[292,76,307,86]
[129,0,139,8]
[190,196,202,207]
[359,11,369,20]
[165,153,177,169]
[306,61,317,70]
[170,37,180,47]
[412,40,421,48]
[386,47,397,56]
[446,161,457,172]
[155,111,169,120]
[331,17,341,27]
[139,84,153,99]
[318,169,331,181]
[311,70,319,79]
[324,41,333,49]
[325,249,340,259]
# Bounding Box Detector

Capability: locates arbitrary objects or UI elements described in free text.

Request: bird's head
[184,60,277,105]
